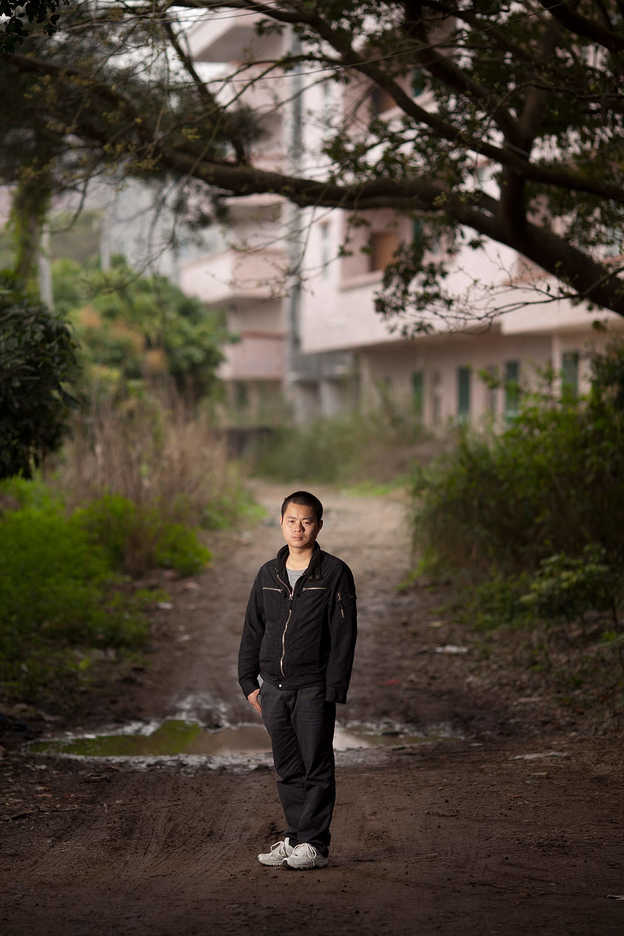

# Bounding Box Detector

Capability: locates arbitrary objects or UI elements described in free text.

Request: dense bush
[53,392,258,537]
[0,488,149,703]
[413,343,624,637]
[414,369,624,576]
[0,476,213,706]
[253,394,429,484]
[75,493,212,577]
[52,256,230,399]
[0,273,79,478]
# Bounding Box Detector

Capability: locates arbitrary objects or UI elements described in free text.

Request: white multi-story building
[180,14,624,429]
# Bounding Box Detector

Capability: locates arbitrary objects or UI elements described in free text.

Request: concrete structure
[180,15,624,429]
[180,18,290,423]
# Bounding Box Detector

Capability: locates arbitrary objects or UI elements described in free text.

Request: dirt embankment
[1,482,623,935]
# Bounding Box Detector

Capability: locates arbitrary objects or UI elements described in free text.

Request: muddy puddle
[29,718,453,764]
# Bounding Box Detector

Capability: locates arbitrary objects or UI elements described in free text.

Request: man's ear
[318,519,323,531]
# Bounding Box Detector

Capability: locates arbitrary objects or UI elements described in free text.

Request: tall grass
[54,392,237,524]
[252,395,435,484]
[0,389,259,707]
[48,390,260,574]
[412,345,624,682]
[412,390,624,578]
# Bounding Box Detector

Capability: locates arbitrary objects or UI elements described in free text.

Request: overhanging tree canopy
[3,1,624,329]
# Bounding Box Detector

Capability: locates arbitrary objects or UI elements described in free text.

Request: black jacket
[238,542,357,704]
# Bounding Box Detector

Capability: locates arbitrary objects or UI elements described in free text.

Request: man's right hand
[247,688,261,715]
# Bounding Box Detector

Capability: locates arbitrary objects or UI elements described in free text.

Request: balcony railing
[180,247,288,305]
[219,331,285,381]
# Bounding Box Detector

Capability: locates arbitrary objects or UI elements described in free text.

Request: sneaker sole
[285,859,329,870]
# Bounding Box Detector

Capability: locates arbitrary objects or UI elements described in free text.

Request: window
[457,366,471,421]
[368,230,399,271]
[320,221,330,277]
[484,364,498,415]
[561,350,579,398]
[411,370,424,421]
[370,85,395,117]
[411,217,425,265]
[234,381,249,410]
[411,68,426,97]
[291,80,303,158]
[504,360,520,418]
[322,80,332,128]
[431,370,442,426]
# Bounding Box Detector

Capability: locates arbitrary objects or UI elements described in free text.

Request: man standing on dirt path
[238,490,357,870]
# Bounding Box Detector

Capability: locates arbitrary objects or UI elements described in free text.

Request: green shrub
[0,501,151,646]
[458,573,534,633]
[154,523,212,576]
[75,493,212,577]
[52,391,255,539]
[0,273,80,478]
[519,545,623,630]
[0,486,179,705]
[0,473,213,706]
[253,402,427,483]
[413,382,624,577]
[0,496,152,702]
[412,344,624,648]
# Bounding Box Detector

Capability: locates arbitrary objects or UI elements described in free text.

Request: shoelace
[270,840,288,855]
[292,843,317,859]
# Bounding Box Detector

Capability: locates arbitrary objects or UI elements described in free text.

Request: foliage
[0,0,66,53]
[153,522,212,577]
[52,390,254,535]
[412,377,624,578]
[453,574,534,634]
[253,397,428,483]
[519,546,623,630]
[52,256,230,399]
[0,470,215,705]
[0,273,80,479]
[2,3,624,321]
[74,493,212,577]
[0,487,149,703]
[413,343,624,653]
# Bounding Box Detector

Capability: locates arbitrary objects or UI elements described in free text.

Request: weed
[251,404,432,484]
[74,494,212,577]
[0,493,153,705]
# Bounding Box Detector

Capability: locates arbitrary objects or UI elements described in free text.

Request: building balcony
[180,247,288,306]
[219,331,285,381]
[499,283,624,335]
[189,14,282,63]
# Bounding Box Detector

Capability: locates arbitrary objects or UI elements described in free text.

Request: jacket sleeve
[325,564,357,704]
[238,574,265,699]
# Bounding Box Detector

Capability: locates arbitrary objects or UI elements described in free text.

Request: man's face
[280,501,322,551]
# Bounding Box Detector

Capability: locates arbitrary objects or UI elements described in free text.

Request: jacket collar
[275,541,322,580]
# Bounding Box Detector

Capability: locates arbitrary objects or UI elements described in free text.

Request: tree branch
[538,0,624,54]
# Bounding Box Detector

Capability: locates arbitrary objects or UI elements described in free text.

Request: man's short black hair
[281,490,323,524]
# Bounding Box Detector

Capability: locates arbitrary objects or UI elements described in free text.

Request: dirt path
[1,482,624,935]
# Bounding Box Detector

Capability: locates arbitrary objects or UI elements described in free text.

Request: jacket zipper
[338,591,345,618]
[262,586,282,592]
[280,609,291,677]
[276,572,293,678]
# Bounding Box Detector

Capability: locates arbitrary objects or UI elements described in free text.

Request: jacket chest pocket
[261,586,287,623]
[299,585,329,613]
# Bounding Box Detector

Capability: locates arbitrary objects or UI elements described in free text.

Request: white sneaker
[257,838,294,866]
[285,842,328,870]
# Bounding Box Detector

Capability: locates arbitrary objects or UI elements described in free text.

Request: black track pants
[260,681,336,855]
